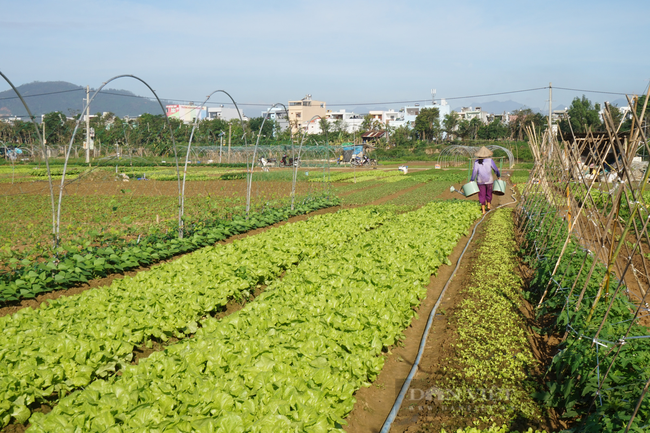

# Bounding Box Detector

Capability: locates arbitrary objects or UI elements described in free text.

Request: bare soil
[5,178,313,198]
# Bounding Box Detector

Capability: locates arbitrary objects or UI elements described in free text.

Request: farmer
[470,146,501,215]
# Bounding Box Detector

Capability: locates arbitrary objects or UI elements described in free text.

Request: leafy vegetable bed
[26,200,481,432]
[0,206,394,427]
[439,208,542,425]
[1,196,338,302]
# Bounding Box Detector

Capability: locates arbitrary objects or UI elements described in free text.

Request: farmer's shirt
[471,158,500,185]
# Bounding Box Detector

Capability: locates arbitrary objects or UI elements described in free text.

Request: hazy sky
[2,0,649,114]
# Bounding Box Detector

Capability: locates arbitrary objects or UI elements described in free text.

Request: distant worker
[338,154,344,165]
[470,146,501,215]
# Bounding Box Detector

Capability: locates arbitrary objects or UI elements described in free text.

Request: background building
[288,95,327,133]
[207,106,244,122]
[166,104,207,124]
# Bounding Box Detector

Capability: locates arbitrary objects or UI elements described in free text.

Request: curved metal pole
[0,71,56,245]
[56,74,181,241]
[292,114,323,210]
[246,103,287,217]
[183,90,246,229]
[486,144,515,168]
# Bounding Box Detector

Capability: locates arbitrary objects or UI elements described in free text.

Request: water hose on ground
[379,190,518,432]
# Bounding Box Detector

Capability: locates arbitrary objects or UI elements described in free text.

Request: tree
[360,114,374,132]
[510,108,546,140]
[333,119,345,134]
[477,118,509,140]
[442,111,459,141]
[318,118,331,137]
[559,95,602,134]
[390,125,414,147]
[248,116,275,142]
[42,112,69,146]
[414,107,440,141]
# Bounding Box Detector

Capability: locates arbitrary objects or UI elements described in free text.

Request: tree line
[1,94,645,159]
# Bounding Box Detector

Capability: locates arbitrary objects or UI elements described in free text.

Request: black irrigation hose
[380,190,518,432]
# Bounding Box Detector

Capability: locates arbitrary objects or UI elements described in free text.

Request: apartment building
[288,95,327,133]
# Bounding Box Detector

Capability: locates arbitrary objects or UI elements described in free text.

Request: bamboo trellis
[515,92,650,431]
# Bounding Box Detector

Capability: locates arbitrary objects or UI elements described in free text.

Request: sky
[2,0,649,116]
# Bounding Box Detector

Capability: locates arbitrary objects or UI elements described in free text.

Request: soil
[3,178,313,198]
[369,183,427,206]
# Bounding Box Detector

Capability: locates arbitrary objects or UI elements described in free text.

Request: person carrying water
[470,146,501,215]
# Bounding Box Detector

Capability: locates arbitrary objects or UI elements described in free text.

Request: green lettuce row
[1,196,338,302]
[0,206,394,428]
[28,200,481,432]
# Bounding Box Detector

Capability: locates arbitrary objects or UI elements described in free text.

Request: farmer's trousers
[478,183,493,205]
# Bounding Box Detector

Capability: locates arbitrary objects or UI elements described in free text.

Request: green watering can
[461,181,480,197]
[493,179,507,195]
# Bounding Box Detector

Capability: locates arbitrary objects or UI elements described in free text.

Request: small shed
[361,130,387,144]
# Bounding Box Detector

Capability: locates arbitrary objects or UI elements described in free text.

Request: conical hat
[475,146,493,158]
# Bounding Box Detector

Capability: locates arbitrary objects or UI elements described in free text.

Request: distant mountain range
[0,81,169,118]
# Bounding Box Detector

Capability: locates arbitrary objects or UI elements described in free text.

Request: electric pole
[228,123,231,163]
[548,82,553,158]
[85,86,90,164]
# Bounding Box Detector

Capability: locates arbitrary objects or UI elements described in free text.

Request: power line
[0,88,83,101]
[553,86,634,96]
[0,85,642,112]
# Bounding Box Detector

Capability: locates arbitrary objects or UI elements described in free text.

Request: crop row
[520,197,650,431]
[314,169,466,185]
[439,209,540,426]
[27,200,481,432]
[315,170,404,183]
[1,196,337,302]
[0,206,395,427]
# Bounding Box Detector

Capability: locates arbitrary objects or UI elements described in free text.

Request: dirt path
[0,206,341,318]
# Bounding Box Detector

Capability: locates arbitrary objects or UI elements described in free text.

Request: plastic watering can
[493,179,506,195]
[461,181,480,197]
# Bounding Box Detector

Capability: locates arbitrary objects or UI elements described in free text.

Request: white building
[207,106,244,122]
[306,109,364,134]
[403,99,451,125]
[260,106,290,132]
[457,106,489,123]
[327,109,364,133]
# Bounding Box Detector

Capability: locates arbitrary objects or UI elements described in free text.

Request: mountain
[0,81,169,118]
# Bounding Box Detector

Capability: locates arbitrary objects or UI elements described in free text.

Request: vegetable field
[13,133,650,433]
